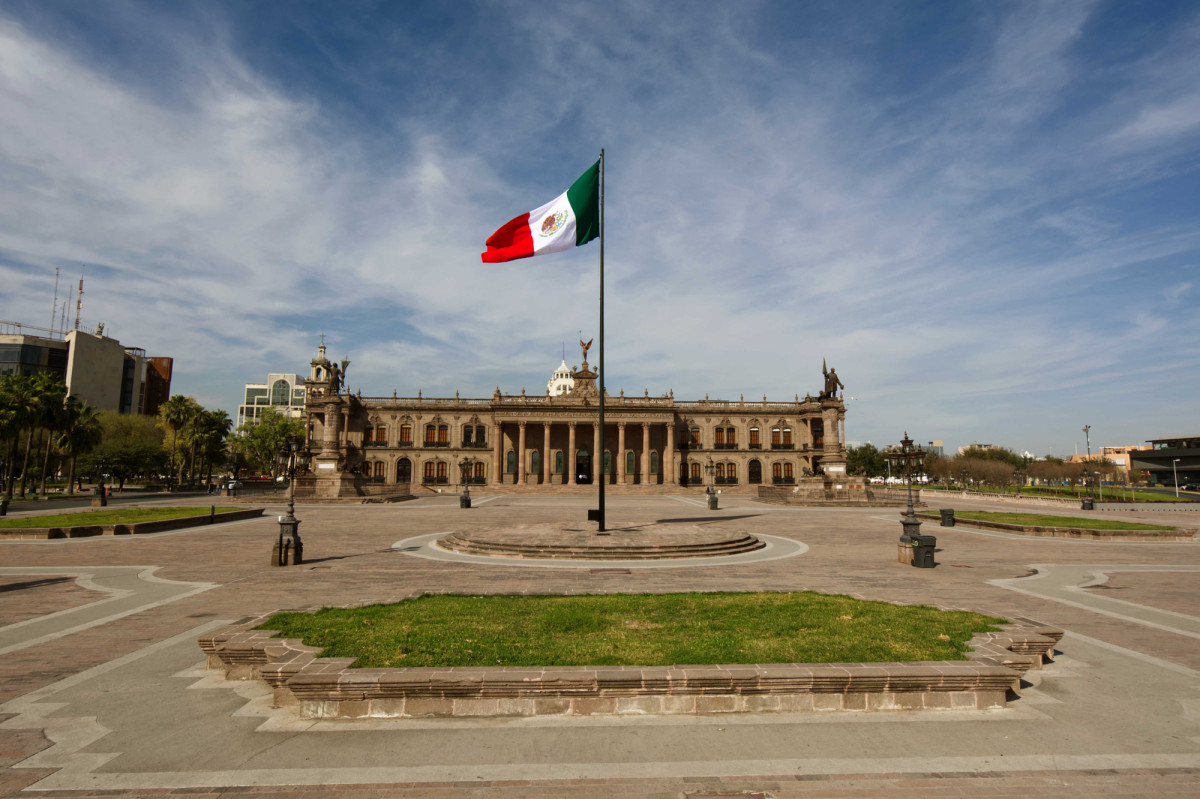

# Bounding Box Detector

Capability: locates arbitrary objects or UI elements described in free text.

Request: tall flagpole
[597,148,606,532]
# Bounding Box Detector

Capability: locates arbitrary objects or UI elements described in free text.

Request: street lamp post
[705,456,718,510]
[885,432,927,544]
[1082,425,1094,510]
[1174,459,1182,498]
[271,436,309,566]
[459,457,473,508]
[960,467,968,492]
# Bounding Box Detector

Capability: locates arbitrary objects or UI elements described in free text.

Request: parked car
[226,480,243,490]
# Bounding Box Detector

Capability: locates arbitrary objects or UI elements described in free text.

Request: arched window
[506,451,516,473]
[626,450,636,475]
[784,462,794,480]
[271,379,290,406]
[716,463,726,479]
[476,425,486,445]
[437,424,449,444]
[473,462,485,479]
[555,451,564,474]
[650,451,659,474]
[375,425,387,445]
[373,461,385,480]
[725,462,736,483]
[749,459,762,484]
[603,450,611,474]
[397,458,412,483]
[725,427,737,446]
[462,426,474,445]
[436,461,447,479]
[749,427,761,447]
[531,450,540,476]
[771,427,782,446]
[772,462,782,480]
[423,461,435,481]
[363,425,373,445]
[400,425,413,446]
[689,427,701,447]
[690,463,701,480]
[425,424,436,445]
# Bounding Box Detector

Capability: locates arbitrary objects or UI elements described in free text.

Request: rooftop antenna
[74,270,84,331]
[50,267,60,335]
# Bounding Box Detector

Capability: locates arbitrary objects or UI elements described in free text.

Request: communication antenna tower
[74,271,84,331]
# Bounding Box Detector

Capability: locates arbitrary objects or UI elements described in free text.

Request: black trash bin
[913,535,936,568]
[939,508,955,527]
[0,498,8,516]
[1081,497,1094,511]
[460,493,471,509]
[707,491,719,511]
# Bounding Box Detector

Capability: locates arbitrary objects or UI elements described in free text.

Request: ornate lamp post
[459,456,474,508]
[885,432,927,543]
[1081,425,1094,510]
[705,456,718,510]
[272,436,309,566]
[1015,469,1025,496]
[93,458,110,508]
[960,467,969,491]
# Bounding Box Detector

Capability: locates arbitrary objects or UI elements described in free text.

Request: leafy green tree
[159,395,201,486]
[35,375,68,496]
[79,412,169,492]
[957,446,1025,468]
[232,407,304,478]
[846,443,887,477]
[195,409,232,486]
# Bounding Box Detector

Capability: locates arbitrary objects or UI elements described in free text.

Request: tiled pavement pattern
[0,493,1198,797]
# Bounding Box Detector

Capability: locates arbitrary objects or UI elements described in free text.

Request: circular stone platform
[436,522,766,560]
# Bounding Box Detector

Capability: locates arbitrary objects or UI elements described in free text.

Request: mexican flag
[481,160,600,263]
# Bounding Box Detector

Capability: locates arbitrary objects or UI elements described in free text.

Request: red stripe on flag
[481,212,535,263]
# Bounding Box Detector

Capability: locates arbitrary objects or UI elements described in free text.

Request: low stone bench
[199,611,1063,720]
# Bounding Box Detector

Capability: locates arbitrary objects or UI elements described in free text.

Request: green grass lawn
[924,484,1189,502]
[261,592,1006,668]
[0,506,237,529]
[952,511,1176,531]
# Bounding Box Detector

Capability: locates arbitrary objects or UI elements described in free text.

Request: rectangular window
[715,428,725,446]
[476,425,486,445]
[771,428,781,446]
[782,428,792,446]
[425,425,436,444]
[463,426,474,445]
[438,425,449,443]
[400,425,413,445]
[726,427,736,445]
[376,426,388,444]
[750,428,760,446]
[784,462,794,479]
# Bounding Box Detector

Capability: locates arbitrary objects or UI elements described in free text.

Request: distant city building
[923,440,944,457]
[1130,436,1199,486]
[237,372,307,429]
[957,443,996,455]
[1068,445,1150,475]
[0,322,172,415]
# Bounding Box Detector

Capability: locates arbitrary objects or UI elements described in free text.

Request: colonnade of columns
[491,420,676,486]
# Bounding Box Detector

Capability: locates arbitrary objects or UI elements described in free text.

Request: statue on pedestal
[821,359,843,399]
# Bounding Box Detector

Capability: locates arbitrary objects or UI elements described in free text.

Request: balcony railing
[461,475,487,485]
[715,476,739,485]
[398,441,414,448]
[772,476,796,485]
[748,443,762,450]
[714,442,738,450]
[363,441,388,448]
[771,443,794,450]
[421,475,449,485]
[461,441,490,449]
[424,441,450,448]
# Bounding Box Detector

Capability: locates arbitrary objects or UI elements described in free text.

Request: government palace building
[300,341,848,498]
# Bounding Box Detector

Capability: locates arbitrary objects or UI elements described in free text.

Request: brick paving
[0,494,1197,797]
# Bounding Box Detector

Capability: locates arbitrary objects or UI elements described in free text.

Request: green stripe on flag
[567,160,600,247]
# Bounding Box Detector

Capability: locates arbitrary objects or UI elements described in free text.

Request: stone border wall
[0,508,266,540]
[199,613,1061,719]
[918,512,1195,541]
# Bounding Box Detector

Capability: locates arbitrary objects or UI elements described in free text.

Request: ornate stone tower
[306,341,356,498]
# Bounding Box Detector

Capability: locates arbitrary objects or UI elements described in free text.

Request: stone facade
[300,344,848,497]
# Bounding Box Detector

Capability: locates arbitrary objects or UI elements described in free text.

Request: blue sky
[1,0,1197,457]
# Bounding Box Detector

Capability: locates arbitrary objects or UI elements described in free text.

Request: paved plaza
[1,493,1199,798]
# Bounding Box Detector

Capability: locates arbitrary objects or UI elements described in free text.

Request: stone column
[642,424,650,484]
[492,422,502,485]
[593,424,601,483]
[569,423,577,485]
[666,423,675,484]
[618,422,627,484]
[321,400,341,456]
[820,407,840,458]
[840,413,846,448]
[517,421,527,486]
[543,422,551,485]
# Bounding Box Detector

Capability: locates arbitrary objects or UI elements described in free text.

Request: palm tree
[198,409,232,487]
[0,374,43,499]
[55,398,102,495]
[36,377,68,496]
[159,395,199,486]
